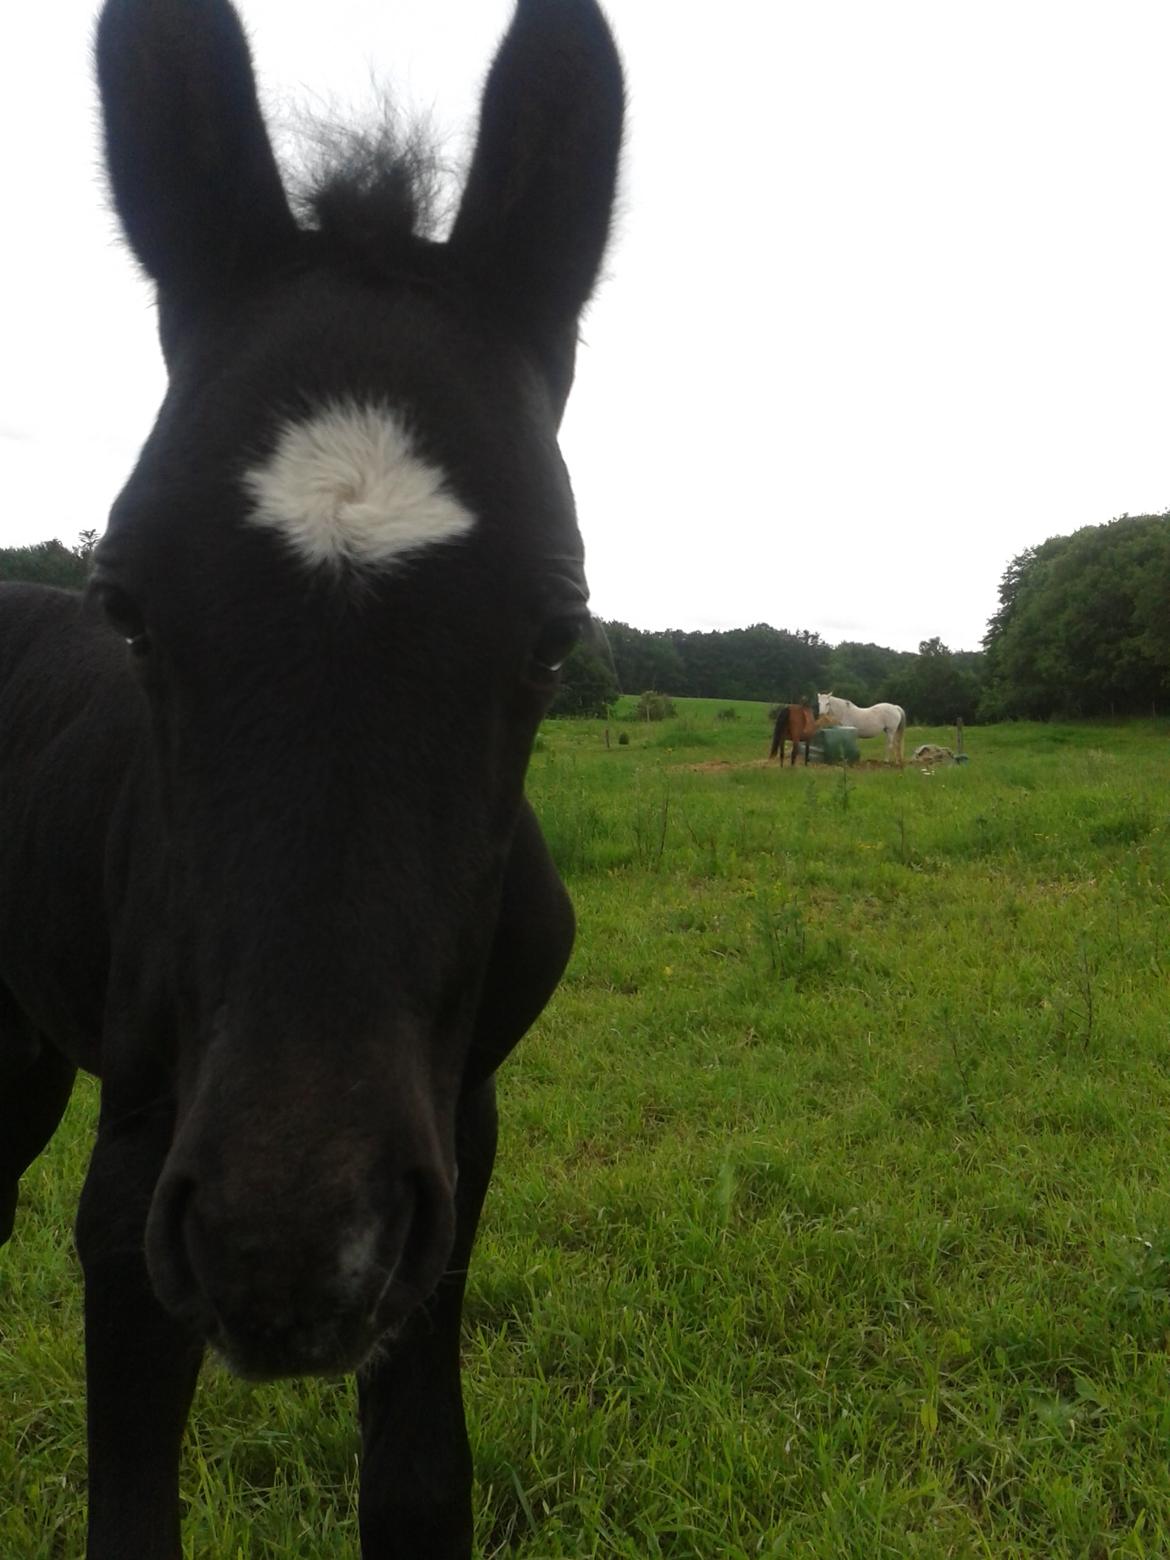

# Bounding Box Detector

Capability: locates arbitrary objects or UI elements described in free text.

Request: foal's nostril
[382,1169,455,1307]
[145,1172,201,1314]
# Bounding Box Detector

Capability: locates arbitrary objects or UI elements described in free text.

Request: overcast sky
[3,1,1168,652]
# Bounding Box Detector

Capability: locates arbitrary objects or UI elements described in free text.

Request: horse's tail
[769,707,787,758]
[897,706,906,735]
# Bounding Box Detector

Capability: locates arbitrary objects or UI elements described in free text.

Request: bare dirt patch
[681,757,895,774]
[682,758,773,773]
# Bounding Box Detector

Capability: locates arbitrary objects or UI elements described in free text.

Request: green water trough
[808,725,861,764]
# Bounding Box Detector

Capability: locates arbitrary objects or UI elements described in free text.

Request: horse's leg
[0,988,77,1245]
[77,1097,203,1560]
[355,801,570,1555]
[0,1042,76,1247]
[357,1077,498,1560]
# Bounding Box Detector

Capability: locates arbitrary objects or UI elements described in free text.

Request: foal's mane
[287,104,450,272]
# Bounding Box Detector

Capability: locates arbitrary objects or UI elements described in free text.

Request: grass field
[4,702,1170,1557]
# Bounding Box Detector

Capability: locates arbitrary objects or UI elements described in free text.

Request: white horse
[817,692,906,765]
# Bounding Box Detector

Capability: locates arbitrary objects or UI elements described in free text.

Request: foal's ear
[448,0,624,407]
[96,0,296,325]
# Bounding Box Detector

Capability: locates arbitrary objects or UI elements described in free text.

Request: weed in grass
[894,811,911,867]
[754,893,807,979]
[1107,1231,1170,1346]
[1090,809,1155,848]
[1073,943,1100,1052]
[941,1013,986,1130]
[752,890,844,983]
[1045,940,1103,1055]
[539,783,608,877]
[631,789,670,871]
[678,806,723,877]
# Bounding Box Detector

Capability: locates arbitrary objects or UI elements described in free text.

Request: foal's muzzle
[146,1162,456,1380]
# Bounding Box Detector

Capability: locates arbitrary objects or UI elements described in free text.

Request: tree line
[556,622,983,724]
[559,511,1170,723]
[4,513,1167,722]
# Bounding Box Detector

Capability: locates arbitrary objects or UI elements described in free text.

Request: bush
[634,690,676,722]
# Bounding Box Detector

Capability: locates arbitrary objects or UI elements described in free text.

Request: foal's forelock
[243,400,476,572]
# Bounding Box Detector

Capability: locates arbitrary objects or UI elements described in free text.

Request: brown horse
[770,703,819,766]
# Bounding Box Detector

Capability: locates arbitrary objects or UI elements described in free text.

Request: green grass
[5,705,1170,1556]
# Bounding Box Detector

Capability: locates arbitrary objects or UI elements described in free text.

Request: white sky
[3,1,1169,652]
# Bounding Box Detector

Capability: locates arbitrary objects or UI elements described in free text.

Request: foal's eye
[530,615,587,679]
[96,584,150,654]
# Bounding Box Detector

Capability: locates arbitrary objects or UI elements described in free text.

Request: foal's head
[89,0,622,1378]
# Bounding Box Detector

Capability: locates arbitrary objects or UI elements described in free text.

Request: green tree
[982,514,1170,717]
[1134,523,1170,684]
[549,642,619,718]
[901,638,981,723]
[0,534,93,590]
